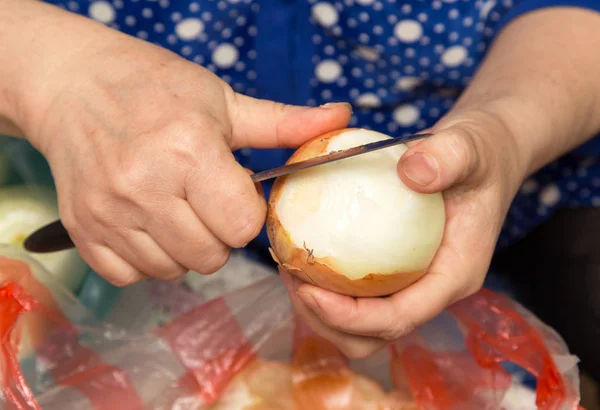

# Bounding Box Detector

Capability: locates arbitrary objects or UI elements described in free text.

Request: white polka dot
[356,0,374,5]
[441,45,468,67]
[312,3,338,27]
[355,93,381,108]
[520,179,538,194]
[212,44,239,69]
[448,9,459,19]
[142,7,153,18]
[125,15,136,26]
[189,2,200,12]
[176,18,204,40]
[434,24,445,33]
[394,20,423,43]
[480,0,496,20]
[315,60,342,83]
[539,184,561,206]
[355,47,379,61]
[393,105,420,126]
[401,4,411,13]
[89,1,115,24]
[181,45,192,56]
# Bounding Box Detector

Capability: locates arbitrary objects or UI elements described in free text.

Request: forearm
[0,0,111,140]
[453,7,600,178]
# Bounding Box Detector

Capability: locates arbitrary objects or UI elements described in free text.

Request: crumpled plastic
[0,245,583,410]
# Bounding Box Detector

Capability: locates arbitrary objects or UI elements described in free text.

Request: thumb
[398,125,485,193]
[227,92,352,150]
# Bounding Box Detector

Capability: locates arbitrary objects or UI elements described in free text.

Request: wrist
[0,0,114,150]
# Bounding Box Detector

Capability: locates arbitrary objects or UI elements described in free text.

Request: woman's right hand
[1,0,352,285]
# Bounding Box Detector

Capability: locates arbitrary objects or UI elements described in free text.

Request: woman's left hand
[280,108,527,358]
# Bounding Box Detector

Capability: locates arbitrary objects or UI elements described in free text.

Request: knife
[23,132,431,253]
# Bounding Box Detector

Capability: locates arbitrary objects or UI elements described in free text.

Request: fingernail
[297,291,320,312]
[320,102,352,111]
[402,153,438,186]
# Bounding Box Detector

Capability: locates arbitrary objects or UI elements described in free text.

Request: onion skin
[267,128,443,298]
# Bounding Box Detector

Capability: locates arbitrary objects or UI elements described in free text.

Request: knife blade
[23,132,430,253]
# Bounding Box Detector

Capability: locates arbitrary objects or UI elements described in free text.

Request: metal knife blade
[250,132,431,182]
[23,132,430,253]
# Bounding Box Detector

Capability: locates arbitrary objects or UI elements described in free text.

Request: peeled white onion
[267,128,445,297]
[0,185,88,292]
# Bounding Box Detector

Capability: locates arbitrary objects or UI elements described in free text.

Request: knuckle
[111,160,153,199]
[112,270,143,287]
[160,266,189,281]
[227,207,265,248]
[326,305,359,331]
[379,316,417,341]
[445,130,476,173]
[80,194,111,225]
[196,247,231,274]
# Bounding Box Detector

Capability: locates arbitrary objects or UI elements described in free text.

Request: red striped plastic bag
[0,245,583,410]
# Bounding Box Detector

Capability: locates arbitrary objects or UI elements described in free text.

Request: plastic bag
[0,136,90,293]
[0,245,583,410]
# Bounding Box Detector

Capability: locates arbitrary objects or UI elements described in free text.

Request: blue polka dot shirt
[45,0,600,252]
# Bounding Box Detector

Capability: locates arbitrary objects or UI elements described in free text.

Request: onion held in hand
[266,128,445,297]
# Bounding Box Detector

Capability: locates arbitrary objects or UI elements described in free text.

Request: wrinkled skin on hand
[22,27,351,286]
